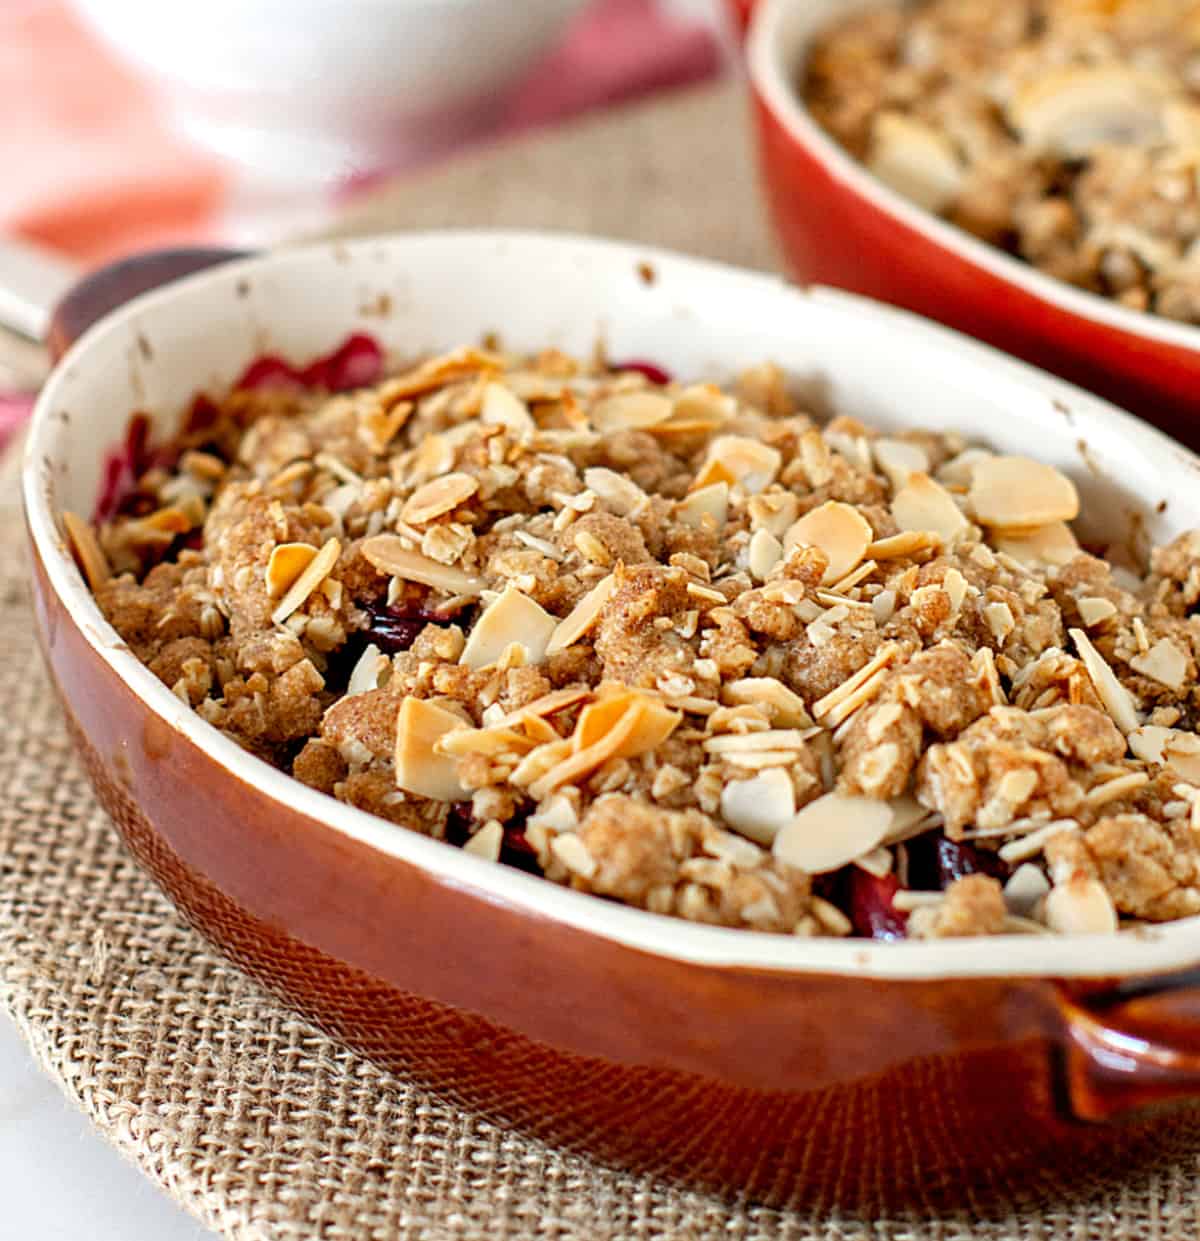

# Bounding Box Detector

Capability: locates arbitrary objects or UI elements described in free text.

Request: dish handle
[1058,968,1200,1121]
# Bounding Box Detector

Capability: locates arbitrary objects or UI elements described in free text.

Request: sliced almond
[574,690,680,758]
[868,530,941,560]
[1004,864,1051,918]
[695,436,781,495]
[480,381,535,434]
[748,527,784,582]
[545,574,616,655]
[550,833,598,879]
[721,678,814,728]
[968,457,1079,529]
[1163,732,1200,782]
[867,111,965,212]
[1076,595,1118,627]
[675,482,728,529]
[63,511,111,591]
[496,686,591,728]
[463,820,504,862]
[360,534,483,596]
[873,438,930,491]
[993,522,1080,568]
[438,726,536,758]
[812,642,900,724]
[380,347,502,407]
[590,390,674,432]
[394,697,469,801]
[271,537,340,624]
[784,501,873,585]
[772,793,894,875]
[461,585,557,670]
[890,473,969,544]
[1129,724,1172,766]
[1008,64,1166,159]
[1044,877,1118,935]
[583,468,647,517]
[347,643,388,697]
[1070,628,1140,735]
[402,473,479,525]
[720,769,796,845]
[1130,637,1189,691]
[936,448,994,489]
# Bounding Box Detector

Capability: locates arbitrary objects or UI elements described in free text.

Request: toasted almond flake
[993,522,1080,569]
[461,585,556,670]
[867,531,941,560]
[1004,864,1051,917]
[812,642,901,724]
[576,691,681,759]
[463,820,504,861]
[853,846,893,878]
[380,347,502,407]
[969,457,1079,529]
[590,390,675,432]
[1130,638,1189,691]
[1129,724,1172,765]
[719,769,796,845]
[1044,878,1118,935]
[1084,771,1149,808]
[772,794,894,875]
[785,501,874,585]
[815,590,872,611]
[883,796,940,845]
[402,473,479,524]
[550,832,598,879]
[670,383,736,427]
[583,467,647,517]
[697,436,781,495]
[704,729,812,754]
[943,568,970,615]
[496,687,590,729]
[63,511,111,590]
[546,574,616,655]
[509,739,573,789]
[360,534,483,596]
[936,448,994,488]
[530,698,679,798]
[748,528,784,582]
[973,646,1007,706]
[480,381,535,434]
[890,473,969,544]
[810,896,853,936]
[722,749,806,770]
[872,589,897,624]
[687,582,727,605]
[394,697,469,801]
[722,678,814,728]
[1076,595,1118,627]
[1132,617,1151,655]
[867,111,965,212]
[675,482,728,529]
[1070,628,1140,735]
[347,643,387,697]
[874,438,929,491]
[1164,732,1200,782]
[998,769,1038,806]
[264,542,319,599]
[1008,64,1166,159]
[998,819,1078,865]
[314,452,361,486]
[830,559,877,595]
[271,537,340,625]
[438,726,536,758]
[984,601,1015,643]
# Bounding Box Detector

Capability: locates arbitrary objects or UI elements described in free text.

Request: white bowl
[66,0,591,179]
[23,230,1200,982]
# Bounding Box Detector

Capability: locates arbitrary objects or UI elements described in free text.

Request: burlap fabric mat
[6,82,1200,1239]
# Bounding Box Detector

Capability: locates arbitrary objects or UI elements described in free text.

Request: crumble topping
[65,340,1200,938]
[806,0,1200,323]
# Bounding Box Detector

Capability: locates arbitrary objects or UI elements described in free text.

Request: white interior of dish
[748,0,1200,355]
[24,231,1200,978]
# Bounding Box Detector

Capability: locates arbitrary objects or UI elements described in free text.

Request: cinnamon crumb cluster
[66,343,1200,939]
[806,0,1200,322]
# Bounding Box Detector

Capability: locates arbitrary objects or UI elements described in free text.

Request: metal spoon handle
[0,237,79,343]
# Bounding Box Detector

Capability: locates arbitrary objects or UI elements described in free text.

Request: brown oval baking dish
[23,232,1200,1210]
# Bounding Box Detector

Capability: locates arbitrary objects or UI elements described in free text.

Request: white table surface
[0,1012,213,1240]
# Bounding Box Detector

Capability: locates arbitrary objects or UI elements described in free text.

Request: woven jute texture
[7,82,1200,1239]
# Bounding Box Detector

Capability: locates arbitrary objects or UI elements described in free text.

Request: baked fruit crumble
[806,0,1200,322]
[63,336,1200,940]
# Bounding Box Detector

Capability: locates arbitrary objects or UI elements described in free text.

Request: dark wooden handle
[1059,968,1200,1121]
[48,246,252,362]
